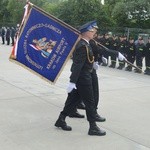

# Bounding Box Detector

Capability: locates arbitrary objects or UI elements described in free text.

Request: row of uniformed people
[0,26,18,46]
[96,34,150,75]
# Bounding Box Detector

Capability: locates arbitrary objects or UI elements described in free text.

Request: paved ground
[0,43,150,150]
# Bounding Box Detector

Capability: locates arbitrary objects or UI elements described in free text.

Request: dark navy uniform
[6,27,11,45]
[117,36,126,69]
[69,37,104,120]
[135,38,145,73]
[55,21,106,136]
[1,27,5,44]
[90,39,102,112]
[11,27,16,46]
[109,36,119,68]
[125,38,136,71]
[90,38,118,109]
[62,39,96,122]
[144,38,150,75]
[101,34,110,66]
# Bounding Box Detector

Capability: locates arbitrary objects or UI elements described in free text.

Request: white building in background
[101,0,104,5]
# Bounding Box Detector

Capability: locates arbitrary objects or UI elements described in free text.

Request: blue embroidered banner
[10,4,80,83]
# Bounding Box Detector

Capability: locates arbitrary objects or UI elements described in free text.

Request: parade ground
[0,43,150,150]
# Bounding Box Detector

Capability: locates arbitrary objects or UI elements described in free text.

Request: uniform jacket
[70,39,94,85]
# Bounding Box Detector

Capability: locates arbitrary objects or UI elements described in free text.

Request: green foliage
[106,0,150,28]
[49,0,113,29]
[111,2,129,27]
[7,0,25,23]
[0,0,9,22]
[0,0,150,29]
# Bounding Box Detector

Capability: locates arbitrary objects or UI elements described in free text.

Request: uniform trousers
[61,72,96,122]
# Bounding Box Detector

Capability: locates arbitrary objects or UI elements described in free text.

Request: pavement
[0,43,150,150]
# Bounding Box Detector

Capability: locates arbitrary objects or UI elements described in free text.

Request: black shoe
[125,67,129,71]
[109,64,115,68]
[55,114,72,131]
[134,69,141,73]
[117,66,122,70]
[69,111,85,118]
[109,64,113,68]
[128,68,132,71]
[88,125,106,136]
[144,71,150,75]
[95,114,106,122]
[55,120,72,131]
[102,63,107,66]
[77,102,85,110]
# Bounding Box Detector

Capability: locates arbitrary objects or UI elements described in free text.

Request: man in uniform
[117,35,127,70]
[54,21,107,136]
[135,37,145,73]
[1,27,5,44]
[144,37,150,75]
[10,27,16,46]
[6,27,11,45]
[125,37,136,71]
[109,35,119,68]
[101,33,110,66]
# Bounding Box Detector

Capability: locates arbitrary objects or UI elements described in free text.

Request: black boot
[125,66,130,71]
[77,101,85,110]
[69,110,85,118]
[134,69,142,73]
[55,114,72,131]
[109,62,115,68]
[128,66,132,71]
[117,65,122,70]
[95,113,106,122]
[144,70,150,75]
[88,122,106,136]
[109,64,113,68]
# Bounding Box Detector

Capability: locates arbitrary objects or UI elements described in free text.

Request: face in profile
[86,28,97,40]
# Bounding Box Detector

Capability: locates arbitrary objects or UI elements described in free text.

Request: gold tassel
[85,45,94,63]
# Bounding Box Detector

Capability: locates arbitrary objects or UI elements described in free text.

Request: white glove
[118,52,126,61]
[93,61,99,70]
[102,57,107,64]
[67,82,77,93]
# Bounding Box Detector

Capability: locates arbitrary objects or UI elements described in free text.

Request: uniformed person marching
[54,21,106,136]
[144,37,150,75]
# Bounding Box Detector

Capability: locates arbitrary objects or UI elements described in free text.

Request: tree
[0,0,9,24]
[50,0,113,29]
[125,0,150,28]
[111,1,129,27]
[7,0,25,24]
[108,0,150,28]
[6,0,46,25]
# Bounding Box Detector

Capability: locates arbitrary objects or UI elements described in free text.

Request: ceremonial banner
[10,3,80,83]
